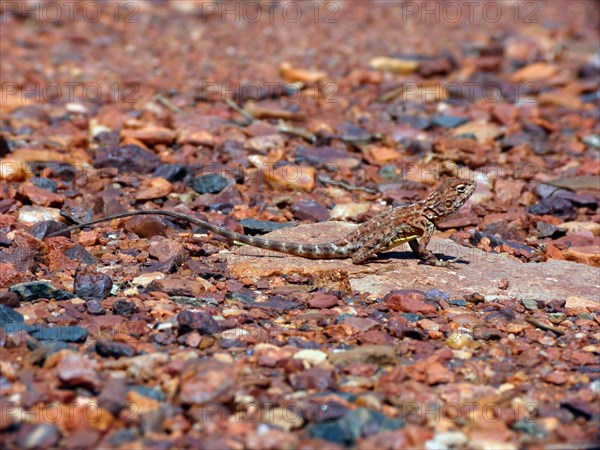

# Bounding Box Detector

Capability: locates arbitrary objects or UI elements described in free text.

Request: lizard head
[424,177,477,222]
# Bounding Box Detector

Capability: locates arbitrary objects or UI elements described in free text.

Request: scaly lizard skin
[48,177,476,265]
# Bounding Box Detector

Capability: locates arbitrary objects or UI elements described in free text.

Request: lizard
[47,177,476,265]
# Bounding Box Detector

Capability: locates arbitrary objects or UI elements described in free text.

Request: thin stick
[225,98,255,125]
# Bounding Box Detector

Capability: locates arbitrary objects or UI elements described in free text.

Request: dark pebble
[112,300,136,316]
[306,407,403,446]
[94,144,161,174]
[448,299,467,307]
[16,423,61,449]
[0,291,20,308]
[128,385,166,401]
[31,177,58,192]
[185,260,229,280]
[86,300,106,315]
[96,338,136,358]
[153,163,188,182]
[0,304,24,325]
[227,289,256,304]
[192,174,229,194]
[9,281,75,302]
[400,313,422,322]
[29,326,88,343]
[527,197,577,220]
[26,340,73,366]
[177,310,220,335]
[75,272,113,300]
[431,114,468,128]
[253,297,300,312]
[536,221,566,239]
[64,244,96,264]
[290,199,330,222]
[378,165,398,181]
[240,218,292,235]
[105,429,140,447]
[425,288,451,303]
[28,220,68,240]
[394,114,432,130]
[9,105,51,123]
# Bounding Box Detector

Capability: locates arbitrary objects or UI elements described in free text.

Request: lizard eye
[456,184,466,193]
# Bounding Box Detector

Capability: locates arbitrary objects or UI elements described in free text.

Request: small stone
[239,218,292,235]
[328,345,396,366]
[0,291,20,308]
[96,338,136,358]
[384,291,436,314]
[308,293,338,309]
[9,281,75,302]
[292,349,328,365]
[527,197,577,220]
[295,146,360,170]
[521,299,539,310]
[27,220,68,240]
[511,62,559,82]
[29,326,88,343]
[74,272,113,300]
[179,358,235,405]
[153,164,188,182]
[121,126,176,145]
[78,231,100,246]
[86,300,105,315]
[432,114,469,128]
[244,134,285,153]
[132,272,165,287]
[16,423,61,449]
[192,174,229,194]
[536,221,564,239]
[264,164,316,192]
[177,310,220,335]
[17,205,62,225]
[560,221,600,236]
[0,303,24,326]
[544,371,567,385]
[582,134,600,148]
[17,183,64,207]
[124,215,167,238]
[134,177,173,200]
[112,300,136,316]
[64,244,96,264]
[330,203,370,221]
[370,56,419,73]
[57,353,101,391]
[31,177,58,192]
[94,144,161,174]
[148,237,184,262]
[290,199,330,222]
[147,277,211,297]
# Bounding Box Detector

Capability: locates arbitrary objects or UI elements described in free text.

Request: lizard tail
[47,210,353,259]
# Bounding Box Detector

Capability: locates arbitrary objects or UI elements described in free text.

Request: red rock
[570,351,596,366]
[179,358,235,405]
[308,293,338,309]
[544,372,567,385]
[124,215,167,238]
[384,291,436,315]
[57,353,102,392]
[0,264,23,289]
[149,237,184,262]
[17,183,64,207]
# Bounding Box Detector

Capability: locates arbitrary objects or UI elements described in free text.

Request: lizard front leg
[408,220,460,267]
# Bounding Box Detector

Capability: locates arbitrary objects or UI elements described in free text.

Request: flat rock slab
[226,222,599,306]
